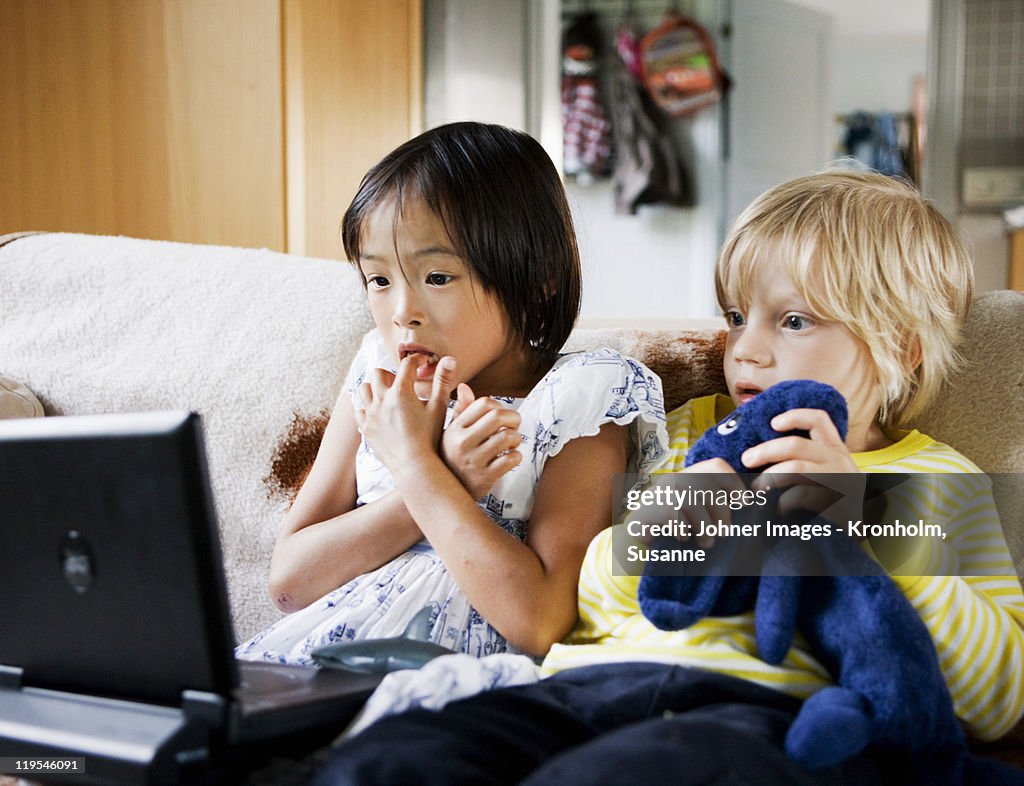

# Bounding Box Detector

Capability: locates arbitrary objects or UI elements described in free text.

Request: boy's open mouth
[735,383,763,403]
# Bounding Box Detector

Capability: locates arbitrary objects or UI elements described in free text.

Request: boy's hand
[681,459,745,547]
[633,461,745,549]
[744,408,863,521]
[441,381,523,500]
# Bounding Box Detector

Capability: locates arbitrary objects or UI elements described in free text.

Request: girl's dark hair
[341,121,581,363]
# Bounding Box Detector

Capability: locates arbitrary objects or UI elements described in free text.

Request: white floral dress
[236,330,667,665]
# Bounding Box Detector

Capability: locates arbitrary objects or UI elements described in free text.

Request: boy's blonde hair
[716,170,974,429]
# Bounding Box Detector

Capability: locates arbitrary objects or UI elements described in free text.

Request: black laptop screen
[0,412,239,706]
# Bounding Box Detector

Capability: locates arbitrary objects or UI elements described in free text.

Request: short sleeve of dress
[343,330,395,412]
[517,349,668,482]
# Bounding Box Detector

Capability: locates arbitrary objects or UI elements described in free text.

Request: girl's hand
[440,382,523,500]
[744,408,864,521]
[355,354,456,472]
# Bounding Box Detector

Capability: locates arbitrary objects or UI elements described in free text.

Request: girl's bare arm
[389,421,629,656]
[267,394,423,611]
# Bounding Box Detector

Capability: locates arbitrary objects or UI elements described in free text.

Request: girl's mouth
[398,344,441,379]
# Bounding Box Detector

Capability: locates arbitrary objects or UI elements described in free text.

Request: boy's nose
[729,326,770,366]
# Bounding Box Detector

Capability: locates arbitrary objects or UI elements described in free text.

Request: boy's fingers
[685,457,740,476]
[743,437,813,470]
[770,408,843,444]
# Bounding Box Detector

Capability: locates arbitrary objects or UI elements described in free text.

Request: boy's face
[721,261,887,453]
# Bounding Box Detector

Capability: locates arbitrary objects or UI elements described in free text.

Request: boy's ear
[904,336,923,371]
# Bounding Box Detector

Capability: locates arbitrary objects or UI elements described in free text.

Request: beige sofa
[2,231,1023,767]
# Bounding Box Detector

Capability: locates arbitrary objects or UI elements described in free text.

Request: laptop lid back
[0,411,238,706]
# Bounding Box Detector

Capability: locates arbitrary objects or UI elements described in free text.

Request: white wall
[567,122,723,322]
[563,0,726,322]
[425,0,529,130]
[425,0,725,322]
[423,0,991,324]
[834,35,927,114]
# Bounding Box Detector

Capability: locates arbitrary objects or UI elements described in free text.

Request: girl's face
[721,259,889,453]
[357,196,536,399]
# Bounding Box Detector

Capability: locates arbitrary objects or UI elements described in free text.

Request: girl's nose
[392,287,424,328]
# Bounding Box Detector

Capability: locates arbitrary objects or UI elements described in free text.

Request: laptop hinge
[0,665,23,689]
[182,689,228,731]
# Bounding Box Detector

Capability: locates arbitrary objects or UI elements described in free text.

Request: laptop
[0,411,382,784]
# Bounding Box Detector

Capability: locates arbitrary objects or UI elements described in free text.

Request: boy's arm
[894,572,1024,740]
[886,472,1024,740]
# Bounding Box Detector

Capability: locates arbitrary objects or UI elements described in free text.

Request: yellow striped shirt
[543,394,1024,741]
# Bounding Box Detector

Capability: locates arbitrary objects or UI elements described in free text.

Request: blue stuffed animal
[636,380,1010,783]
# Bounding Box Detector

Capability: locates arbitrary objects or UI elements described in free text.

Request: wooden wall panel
[160,1,285,249]
[284,0,423,260]
[0,0,285,250]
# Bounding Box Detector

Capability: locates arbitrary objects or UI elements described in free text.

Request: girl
[237,122,667,663]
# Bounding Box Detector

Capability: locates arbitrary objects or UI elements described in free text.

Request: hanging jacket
[562,12,613,181]
[609,24,694,214]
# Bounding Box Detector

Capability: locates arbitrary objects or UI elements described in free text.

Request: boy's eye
[366,275,389,289]
[724,310,745,327]
[426,273,453,286]
[783,314,811,330]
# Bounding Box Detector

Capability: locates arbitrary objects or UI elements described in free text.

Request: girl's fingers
[452,394,500,424]
[429,356,457,415]
[363,367,397,403]
[487,447,522,471]
[478,426,523,458]
[453,397,521,434]
[392,353,422,395]
[452,382,476,417]
[356,381,378,416]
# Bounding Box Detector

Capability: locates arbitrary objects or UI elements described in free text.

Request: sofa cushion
[0,232,374,641]
[2,232,1020,641]
[915,290,1024,578]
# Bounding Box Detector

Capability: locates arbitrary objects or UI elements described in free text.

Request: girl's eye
[366,275,389,289]
[724,310,745,327]
[426,273,453,286]
[783,314,811,331]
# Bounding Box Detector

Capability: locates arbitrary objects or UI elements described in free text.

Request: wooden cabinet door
[0,0,422,257]
[285,0,423,260]
[0,0,285,250]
